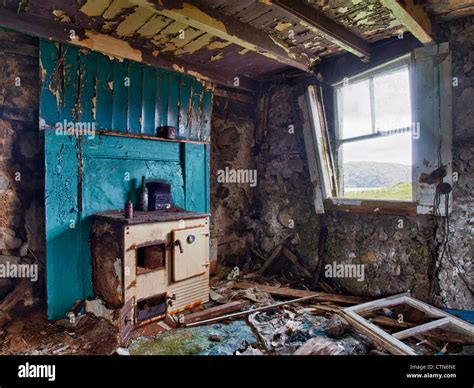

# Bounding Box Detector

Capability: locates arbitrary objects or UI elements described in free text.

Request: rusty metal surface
[119,298,134,345]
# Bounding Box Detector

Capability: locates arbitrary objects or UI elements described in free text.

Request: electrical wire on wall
[432,45,473,295]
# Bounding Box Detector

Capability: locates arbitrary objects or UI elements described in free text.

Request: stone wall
[210,95,258,267]
[255,82,320,270]
[250,17,473,309]
[436,16,474,309]
[0,28,44,299]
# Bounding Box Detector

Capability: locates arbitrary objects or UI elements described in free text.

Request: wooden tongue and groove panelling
[40,39,212,141]
[301,0,404,43]
[74,0,292,78]
[200,0,342,63]
[30,0,286,79]
[41,39,211,319]
[200,0,404,61]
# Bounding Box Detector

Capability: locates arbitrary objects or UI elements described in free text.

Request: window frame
[330,54,417,208]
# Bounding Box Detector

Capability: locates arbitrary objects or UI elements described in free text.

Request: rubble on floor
[1,268,472,356]
[0,308,118,355]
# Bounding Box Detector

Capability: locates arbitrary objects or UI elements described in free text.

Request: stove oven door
[171,226,209,282]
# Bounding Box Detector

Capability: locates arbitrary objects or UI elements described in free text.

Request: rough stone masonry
[235,16,474,310]
[0,28,44,300]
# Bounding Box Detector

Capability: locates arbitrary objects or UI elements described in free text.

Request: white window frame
[299,44,453,217]
[332,55,415,203]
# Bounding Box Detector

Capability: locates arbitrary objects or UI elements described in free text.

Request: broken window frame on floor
[299,43,453,217]
[340,292,474,355]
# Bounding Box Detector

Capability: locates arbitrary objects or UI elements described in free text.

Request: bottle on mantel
[139,176,149,211]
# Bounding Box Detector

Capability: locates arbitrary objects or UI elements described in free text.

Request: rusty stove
[88,185,210,343]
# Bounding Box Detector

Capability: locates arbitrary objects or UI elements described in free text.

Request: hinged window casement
[299,43,453,217]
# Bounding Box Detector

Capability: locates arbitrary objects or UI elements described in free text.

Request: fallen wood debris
[232,281,370,305]
[255,239,312,279]
[257,244,284,275]
[0,279,31,328]
[183,300,250,325]
[281,247,311,277]
[185,292,338,328]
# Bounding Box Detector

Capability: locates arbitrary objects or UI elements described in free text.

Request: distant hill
[343,161,411,188]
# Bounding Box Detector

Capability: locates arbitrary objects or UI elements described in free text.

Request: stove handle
[174,239,183,254]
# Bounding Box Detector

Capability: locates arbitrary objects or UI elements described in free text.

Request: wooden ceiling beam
[131,0,313,71]
[0,7,258,92]
[380,0,434,45]
[269,0,371,61]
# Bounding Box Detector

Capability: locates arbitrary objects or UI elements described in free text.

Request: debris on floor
[129,320,257,355]
[247,307,368,355]
[2,269,472,356]
[0,308,118,355]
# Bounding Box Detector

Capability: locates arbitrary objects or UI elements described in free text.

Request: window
[334,60,414,201]
[299,44,453,216]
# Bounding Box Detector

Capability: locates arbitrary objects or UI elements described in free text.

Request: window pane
[373,66,412,132]
[337,79,372,139]
[342,133,412,201]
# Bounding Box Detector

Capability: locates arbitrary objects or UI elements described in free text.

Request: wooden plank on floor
[232,281,369,305]
[184,300,250,325]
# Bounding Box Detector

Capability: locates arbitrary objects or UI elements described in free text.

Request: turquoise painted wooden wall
[40,41,212,140]
[41,40,212,319]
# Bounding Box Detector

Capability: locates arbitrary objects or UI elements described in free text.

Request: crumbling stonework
[436,16,474,309]
[210,96,258,267]
[324,213,434,301]
[0,28,44,299]
[247,17,474,309]
[256,82,320,269]
[253,80,434,299]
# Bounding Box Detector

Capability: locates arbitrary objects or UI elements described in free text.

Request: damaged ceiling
[0,0,470,90]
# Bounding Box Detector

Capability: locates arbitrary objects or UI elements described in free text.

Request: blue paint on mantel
[41,40,212,319]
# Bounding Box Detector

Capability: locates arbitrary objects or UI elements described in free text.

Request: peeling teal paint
[41,39,212,319]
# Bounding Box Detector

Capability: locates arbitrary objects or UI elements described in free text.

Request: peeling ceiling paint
[80,0,113,17]
[115,6,155,36]
[102,0,135,20]
[73,30,143,62]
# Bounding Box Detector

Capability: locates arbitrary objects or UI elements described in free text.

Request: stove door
[172,226,209,282]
